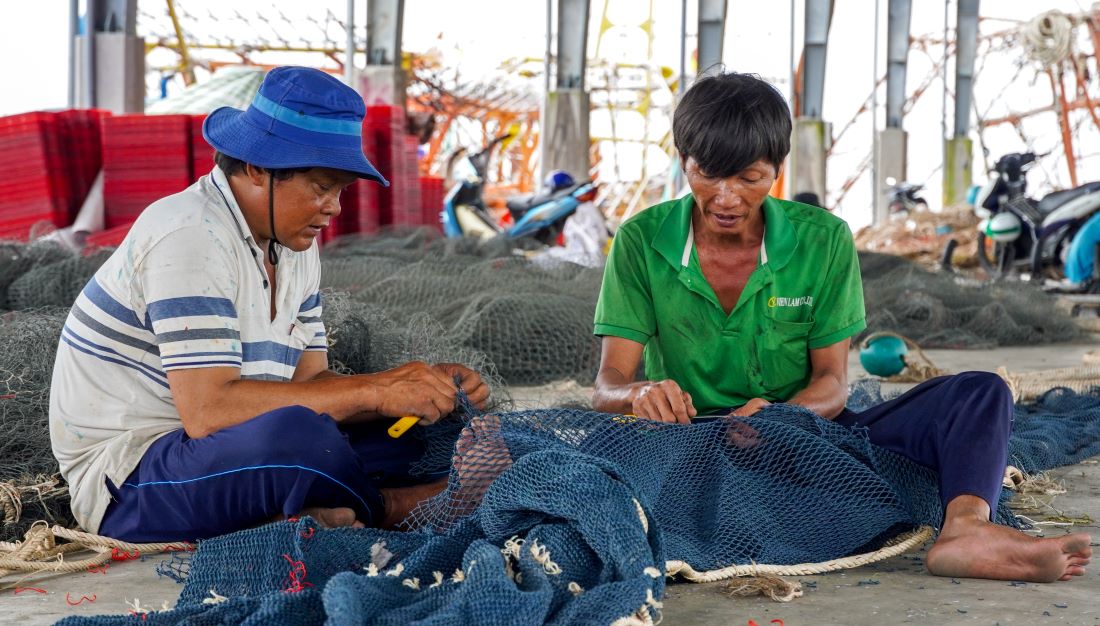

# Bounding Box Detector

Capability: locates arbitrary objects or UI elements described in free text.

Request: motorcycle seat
[506,192,554,217]
[505,184,582,219]
[1037,181,1100,214]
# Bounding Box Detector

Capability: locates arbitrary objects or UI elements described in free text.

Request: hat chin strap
[267,175,281,266]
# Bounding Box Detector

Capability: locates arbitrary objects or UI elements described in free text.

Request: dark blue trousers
[98,406,435,542]
[835,371,1014,514]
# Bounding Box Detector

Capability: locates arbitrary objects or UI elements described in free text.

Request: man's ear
[244,163,268,188]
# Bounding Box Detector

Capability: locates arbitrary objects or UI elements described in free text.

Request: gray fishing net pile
[859,251,1082,348]
[0,234,1087,543]
[321,230,604,386]
[0,307,75,540]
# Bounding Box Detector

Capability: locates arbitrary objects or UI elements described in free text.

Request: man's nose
[323,193,342,215]
[712,179,744,208]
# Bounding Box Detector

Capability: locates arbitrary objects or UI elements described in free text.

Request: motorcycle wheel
[976,231,1016,280]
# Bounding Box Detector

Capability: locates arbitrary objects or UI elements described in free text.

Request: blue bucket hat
[203,66,388,185]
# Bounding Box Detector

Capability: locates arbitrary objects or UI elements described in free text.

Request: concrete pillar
[359,66,404,107]
[541,89,591,182]
[942,0,978,210]
[697,0,728,75]
[73,33,144,113]
[874,128,907,223]
[943,136,973,209]
[363,0,404,110]
[788,118,830,203]
[800,0,832,119]
[540,0,591,181]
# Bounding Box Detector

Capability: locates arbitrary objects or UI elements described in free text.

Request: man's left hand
[434,363,491,410]
[730,397,771,417]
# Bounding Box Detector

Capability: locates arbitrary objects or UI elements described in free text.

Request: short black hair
[672,72,792,177]
[792,191,822,208]
[213,151,310,181]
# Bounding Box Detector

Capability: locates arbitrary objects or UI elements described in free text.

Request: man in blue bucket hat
[49,67,490,541]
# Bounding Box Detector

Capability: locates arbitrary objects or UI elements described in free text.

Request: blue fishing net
[60,380,1100,624]
[40,378,1064,620]
[56,382,1100,625]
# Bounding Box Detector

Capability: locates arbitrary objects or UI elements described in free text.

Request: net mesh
[859,251,1082,349]
[0,233,1095,600]
[56,382,1100,625]
[321,231,603,386]
[0,307,75,536]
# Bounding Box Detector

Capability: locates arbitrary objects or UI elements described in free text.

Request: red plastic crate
[58,109,108,221]
[0,111,71,230]
[102,114,192,227]
[191,115,215,181]
[84,222,133,248]
[420,176,445,233]
[0,216,58,241]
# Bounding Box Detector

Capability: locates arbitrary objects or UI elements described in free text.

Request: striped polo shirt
[49,165,327,533]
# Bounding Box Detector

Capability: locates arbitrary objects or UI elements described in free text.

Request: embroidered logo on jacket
[768,296,814,308]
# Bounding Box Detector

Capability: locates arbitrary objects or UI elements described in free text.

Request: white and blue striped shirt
[50,166,327,533]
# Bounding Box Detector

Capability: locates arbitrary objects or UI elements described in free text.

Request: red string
[65,592,97,605]
[286,516,300,523]
[14,587,47,595]
[111,548,140,561]
[87,563,109,575]
[0,394,16,400]
[771,621,785,626]
[281,554,313,593]
[299,527,315,539]
[163,544,195,552]
[128,611,149,621]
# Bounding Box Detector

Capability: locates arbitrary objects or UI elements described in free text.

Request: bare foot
[399,416,514,531]
[926,515,1092,582]
[379,480,448,528]
[297,507,365,529]
[451,415,513,509]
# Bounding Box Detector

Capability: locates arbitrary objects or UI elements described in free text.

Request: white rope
[1022,10,1076,67]
[665,525,934,582]
[1,523,193,580]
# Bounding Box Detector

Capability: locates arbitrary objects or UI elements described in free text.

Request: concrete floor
[3,342,1098,625]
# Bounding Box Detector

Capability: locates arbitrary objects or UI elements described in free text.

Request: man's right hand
[368,362,459,423]
[631,379,697,423]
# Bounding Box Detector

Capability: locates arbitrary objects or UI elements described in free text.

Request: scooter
[970,152,1100,280]
[441,133,597,245]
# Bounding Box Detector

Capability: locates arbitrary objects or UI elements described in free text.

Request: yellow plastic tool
[388,415,420,438]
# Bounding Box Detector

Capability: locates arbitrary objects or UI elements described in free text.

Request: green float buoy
[860,334,908,377]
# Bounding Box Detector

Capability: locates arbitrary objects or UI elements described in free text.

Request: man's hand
[632,379,697,423]
[730,397,771,417]
[433,362,491,410]
[368,362,459,423]
[724,418,762,448]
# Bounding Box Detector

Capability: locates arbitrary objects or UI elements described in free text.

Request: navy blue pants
[835,371,1014,514]
[98,406,435,542]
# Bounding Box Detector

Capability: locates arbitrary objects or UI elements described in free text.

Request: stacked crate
[102,115,192,229]
[337,179,380,237]
[84,223,133,249]
[419,176,446,233]
[363,105,403,227]
[190,115,215,182]
[0,112,71,238]
[391,135,423,227]
[58,109,108,222]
